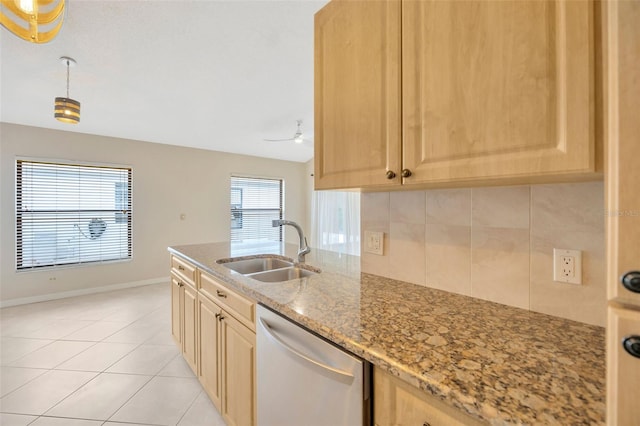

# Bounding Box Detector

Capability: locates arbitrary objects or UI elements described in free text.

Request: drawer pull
[423,423,431,426]
[177,265,185,271]
[216,290,227,298]
[623,335,640,359]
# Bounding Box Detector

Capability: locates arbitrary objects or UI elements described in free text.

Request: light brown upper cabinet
[314,0,600,190]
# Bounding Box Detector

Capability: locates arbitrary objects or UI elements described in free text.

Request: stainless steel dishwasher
[256,304,371,426]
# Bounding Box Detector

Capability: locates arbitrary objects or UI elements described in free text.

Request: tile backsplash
[361,181,605,327]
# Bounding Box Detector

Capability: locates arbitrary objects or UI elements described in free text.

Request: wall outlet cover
[364,230,384,255]
[553,248,582,285]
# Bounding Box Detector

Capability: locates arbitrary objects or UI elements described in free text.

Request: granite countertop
[168,242,605,425]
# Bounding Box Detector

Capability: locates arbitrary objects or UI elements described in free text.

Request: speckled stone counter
[168,242,605,425]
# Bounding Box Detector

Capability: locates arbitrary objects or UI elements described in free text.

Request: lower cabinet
[219,310,256,426]
[198,291,256,426]
[171,255,257,426]
[170,272,197,374]
[197,294,222,409]
[374,366,482,426]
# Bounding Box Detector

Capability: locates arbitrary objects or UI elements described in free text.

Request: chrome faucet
[272,219,311,263]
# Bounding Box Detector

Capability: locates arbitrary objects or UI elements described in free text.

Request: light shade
[54,97,80,124]
[0,0,65,43]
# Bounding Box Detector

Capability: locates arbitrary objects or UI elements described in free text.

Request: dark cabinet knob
[216,290,227,298]
[386,170,396,179]
[401,169,412,178]
[623,336,640,359]
[621,271,640,293]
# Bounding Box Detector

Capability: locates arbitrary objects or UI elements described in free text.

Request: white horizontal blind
[16,160,132,270]
[230,176,283,246]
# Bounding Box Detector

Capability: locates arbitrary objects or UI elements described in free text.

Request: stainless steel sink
[247,267,315,282]
[217,255,319,282]
[219,257,294,275]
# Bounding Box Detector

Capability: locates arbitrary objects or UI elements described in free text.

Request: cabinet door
[198,295,222,410]
[605,1,640,424]
[314,0,402,190]
[170,276,182,345]
[607,307,640,425]
[182,284,198,374]
[374,367,482,426]
[221,313,256,426]
[402,0,595,185]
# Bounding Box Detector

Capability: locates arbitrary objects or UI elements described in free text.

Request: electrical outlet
[364,230,384,255]
[553,248,582,285]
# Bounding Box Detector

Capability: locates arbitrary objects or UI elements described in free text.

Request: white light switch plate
[364,230,384,255]
[553,248,582,285]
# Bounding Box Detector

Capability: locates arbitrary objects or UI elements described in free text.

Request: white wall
[0,123,310,304]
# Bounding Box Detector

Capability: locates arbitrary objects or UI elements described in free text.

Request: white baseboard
[0,277,168,308]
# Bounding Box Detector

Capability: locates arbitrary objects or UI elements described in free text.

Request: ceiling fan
[264,120,313,146]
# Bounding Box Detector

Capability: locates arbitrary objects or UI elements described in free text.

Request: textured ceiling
[0,0,329,162]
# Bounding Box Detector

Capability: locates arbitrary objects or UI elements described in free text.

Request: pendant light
[54,56,80,124]
[0,0,66,43]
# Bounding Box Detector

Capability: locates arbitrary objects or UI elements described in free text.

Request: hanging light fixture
[0,0,65,43]
[54,56,80,124]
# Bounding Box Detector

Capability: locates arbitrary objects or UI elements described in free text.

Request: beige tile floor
[0,283,226,426]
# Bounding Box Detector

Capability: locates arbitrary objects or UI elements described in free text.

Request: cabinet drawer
[171,255,197,286]
[199,271,255,330]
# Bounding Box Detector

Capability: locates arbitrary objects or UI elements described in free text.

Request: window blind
[16,160,132,270]
[230,176,283,245]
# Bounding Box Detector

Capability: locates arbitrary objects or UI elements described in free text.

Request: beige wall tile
[388,222,426,286]
[361,192,390,222]
[472,186,530,229]
[426,188,472,226]
[530,230,606,326]
[531,181,604,233]
[361,182,605,327]
[472,227,530,309]
[390,191,426,224]
[425,224,471,296]
[530,181,606,326]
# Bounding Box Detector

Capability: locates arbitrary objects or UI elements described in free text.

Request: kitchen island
[168,242,605,425]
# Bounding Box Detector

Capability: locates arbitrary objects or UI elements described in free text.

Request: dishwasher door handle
[258,318,355,384]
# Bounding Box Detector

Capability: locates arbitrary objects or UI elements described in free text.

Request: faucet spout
[272,219,311,263]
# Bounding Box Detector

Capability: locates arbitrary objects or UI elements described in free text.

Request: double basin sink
[217,256,319,283]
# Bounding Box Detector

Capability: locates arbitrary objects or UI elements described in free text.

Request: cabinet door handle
[177,265,185,271]
[216,290,227,298]
[621,271,640,293]
[218,315,225,322]
[177,281,184,287]
[386,170,396,179]
[215,313,220,319]
[623,336,640,359]
[422,423,431,426]
[401,169,412,178]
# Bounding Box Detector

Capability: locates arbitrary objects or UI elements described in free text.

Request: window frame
[229,174,284,246]
[15,157,133,272]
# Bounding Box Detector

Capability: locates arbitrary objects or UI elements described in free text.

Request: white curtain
[311,191,360,256]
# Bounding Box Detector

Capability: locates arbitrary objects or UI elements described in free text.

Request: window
[16,160,132,270]
[311,191,360,256]
[230,176,283,252]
